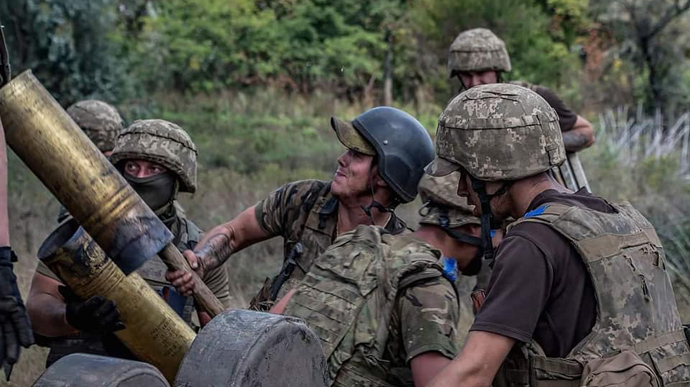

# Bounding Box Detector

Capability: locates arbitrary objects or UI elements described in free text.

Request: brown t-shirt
[470,189,607,357]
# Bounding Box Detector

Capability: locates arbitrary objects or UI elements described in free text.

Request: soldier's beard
[125,172,177,212]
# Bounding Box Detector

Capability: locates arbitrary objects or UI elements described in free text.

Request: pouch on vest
[581,350,660,387]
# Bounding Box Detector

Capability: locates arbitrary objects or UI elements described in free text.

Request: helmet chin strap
[435,206,484,276]
[470,177,511,266]
[360,161,397,225]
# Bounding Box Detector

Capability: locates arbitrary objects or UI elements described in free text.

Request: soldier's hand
[0,254,34,366]
[165,250,204,296]
[58,286,125,334]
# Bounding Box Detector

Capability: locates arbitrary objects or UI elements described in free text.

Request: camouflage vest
[494,202,690,386]
[45,216,202,367]
[283,225,448,386]
[250,189,408,310]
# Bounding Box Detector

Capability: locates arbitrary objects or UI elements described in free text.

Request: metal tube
[0,70,225,316]
[38,220,196,382]
[0,70,171,268]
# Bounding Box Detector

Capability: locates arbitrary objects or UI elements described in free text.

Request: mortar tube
[38,219,196,382]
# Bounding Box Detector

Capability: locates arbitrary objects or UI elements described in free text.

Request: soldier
[271,173,484,386]
[426,84,690,386]
[26,119,231,366]
[0,118,34,372]
[65,100,124,156]
[57,100,125,223]
[167,107,435,311]
[448,28,595,153]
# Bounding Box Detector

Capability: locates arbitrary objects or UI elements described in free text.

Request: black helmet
[331,107,435,203]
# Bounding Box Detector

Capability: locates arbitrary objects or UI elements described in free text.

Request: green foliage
[0,0,133,105]
[410,0,585,102]
[127,0,406,96]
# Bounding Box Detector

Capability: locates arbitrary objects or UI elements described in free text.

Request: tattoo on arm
[562,130,590,152]
[196,232,234,271]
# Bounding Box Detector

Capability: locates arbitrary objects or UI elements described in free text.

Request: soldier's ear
[370,166,388,188]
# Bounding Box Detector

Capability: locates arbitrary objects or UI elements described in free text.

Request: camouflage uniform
[427,84,690,386]
[221,108,432,311]
[250,179,408,310]
[66,100,124,153]
[37,119,230,365]
[283,225,459,386]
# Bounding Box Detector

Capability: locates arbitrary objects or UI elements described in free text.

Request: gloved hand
[58,286,125,334]
[0,248,34,366]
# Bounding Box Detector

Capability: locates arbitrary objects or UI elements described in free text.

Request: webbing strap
[532,357,583,376]
[634,330,687,354]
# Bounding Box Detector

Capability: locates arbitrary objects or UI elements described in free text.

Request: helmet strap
[438,209,484,276]
[470,177,511,266]
[360,158,397,224]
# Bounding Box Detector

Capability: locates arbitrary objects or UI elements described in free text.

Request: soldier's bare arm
[411,352,452,387]
[26,273,77,337]
[428,331,514,387]
[562,115,595,152]
[167,205,270,294]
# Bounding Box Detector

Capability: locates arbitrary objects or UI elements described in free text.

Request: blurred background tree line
[3,0,689,115]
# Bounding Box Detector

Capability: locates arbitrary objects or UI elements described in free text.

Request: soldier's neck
[413,226,446,254]
[336,200,391,235]
[508,173,570,219]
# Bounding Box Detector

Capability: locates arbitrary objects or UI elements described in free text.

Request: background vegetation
[2,0,690,385]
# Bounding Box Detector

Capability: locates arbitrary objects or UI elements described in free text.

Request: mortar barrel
[38,219,196,382]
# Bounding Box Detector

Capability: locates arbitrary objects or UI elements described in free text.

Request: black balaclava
[124,171,178,222]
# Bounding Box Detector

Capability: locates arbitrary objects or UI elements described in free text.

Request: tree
[594,0,690,114]
[0,0,133,106]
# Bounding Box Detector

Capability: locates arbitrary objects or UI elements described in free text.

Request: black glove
[0,247,34,366]
[58,286,125,334]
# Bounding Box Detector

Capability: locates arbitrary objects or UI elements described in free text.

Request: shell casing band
[38,220,196,382]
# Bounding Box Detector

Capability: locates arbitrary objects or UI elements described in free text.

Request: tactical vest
[45,216,202,367]
[494,202,690,386]
[250,188,408,310]
[283,225,450,386]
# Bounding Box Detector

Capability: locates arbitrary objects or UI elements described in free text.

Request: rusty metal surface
[38,220,196,382]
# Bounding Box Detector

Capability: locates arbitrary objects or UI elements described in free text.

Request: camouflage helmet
[110,119,198,193]
[66,100,125,152]
[426,83,565,181]
[448,28,512,76]
[418,173,480,228]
